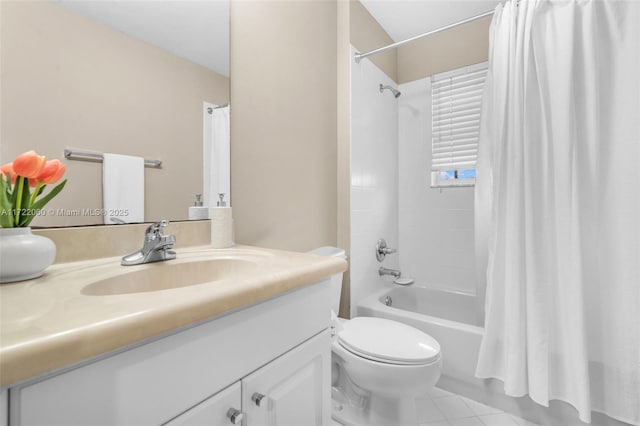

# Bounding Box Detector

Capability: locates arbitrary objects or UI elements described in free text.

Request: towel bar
[63,149,162,169]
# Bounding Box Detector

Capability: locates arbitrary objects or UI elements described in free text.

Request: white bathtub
[357,285,483,385]
[357,285,633,426]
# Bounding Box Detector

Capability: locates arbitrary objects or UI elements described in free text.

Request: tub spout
[379,267,401,278]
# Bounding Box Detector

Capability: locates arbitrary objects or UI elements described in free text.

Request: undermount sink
[81,258,259,296]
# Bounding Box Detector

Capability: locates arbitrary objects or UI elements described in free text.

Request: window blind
[431,62,487,185]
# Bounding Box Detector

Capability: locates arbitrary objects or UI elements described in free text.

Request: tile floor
[418,387,540,426]
[331,386,541,426]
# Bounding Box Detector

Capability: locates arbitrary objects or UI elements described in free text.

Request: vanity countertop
[0,245,347,388]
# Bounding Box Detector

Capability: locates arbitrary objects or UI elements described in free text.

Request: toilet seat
[337,317,440,365]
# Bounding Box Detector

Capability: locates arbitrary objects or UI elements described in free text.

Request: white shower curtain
[204,105,231,207]
[475,1,639,424]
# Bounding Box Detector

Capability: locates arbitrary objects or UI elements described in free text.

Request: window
[430,62,487,187]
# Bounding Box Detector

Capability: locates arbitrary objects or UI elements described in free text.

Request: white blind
[431,62,487,172]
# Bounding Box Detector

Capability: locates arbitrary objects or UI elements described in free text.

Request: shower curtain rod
[354,9,495,63]
[206,103,229,114]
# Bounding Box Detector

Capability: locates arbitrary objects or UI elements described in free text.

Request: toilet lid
[337,317,440,365]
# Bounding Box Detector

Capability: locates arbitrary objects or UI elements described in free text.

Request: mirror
[0,0,229,227]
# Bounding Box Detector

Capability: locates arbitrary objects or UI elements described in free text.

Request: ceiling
[52,0,229,77]
[51,1,501,78]
[360,0,502,42]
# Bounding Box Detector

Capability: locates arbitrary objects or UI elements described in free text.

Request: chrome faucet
[121,220,176,266]
[379,267,401,278]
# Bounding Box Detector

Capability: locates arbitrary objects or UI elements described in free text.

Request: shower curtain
[475,0,639,424]
[204,105,231,207]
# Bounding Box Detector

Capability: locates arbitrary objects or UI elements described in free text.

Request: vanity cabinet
[166,330,329,426]
[8,280,331,426]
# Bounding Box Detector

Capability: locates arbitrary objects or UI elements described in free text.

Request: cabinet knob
[251,392,267,407]
[226,408,244,425]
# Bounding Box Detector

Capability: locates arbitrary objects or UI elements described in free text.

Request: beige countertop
[0,245,347,388]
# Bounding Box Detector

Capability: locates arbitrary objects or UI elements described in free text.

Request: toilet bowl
[308,247,442,426]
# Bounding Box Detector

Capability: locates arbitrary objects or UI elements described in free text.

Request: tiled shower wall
[397,77,476,295]
[350,60,477,316]
[349,48,399,316]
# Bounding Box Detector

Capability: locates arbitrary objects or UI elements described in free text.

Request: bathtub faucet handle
[376,239,397,262]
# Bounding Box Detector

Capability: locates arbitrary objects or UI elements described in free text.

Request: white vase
[0,227,56,283]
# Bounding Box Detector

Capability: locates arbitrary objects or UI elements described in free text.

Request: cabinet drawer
[11,280,330,426]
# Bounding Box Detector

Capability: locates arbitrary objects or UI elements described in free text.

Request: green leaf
[0,174,8,209]
[20,179,67,226]
[0,175,14,228]
[16,178,33,227]
[7,173,17,206]
[30,179,66,211]
[20,178,31,209]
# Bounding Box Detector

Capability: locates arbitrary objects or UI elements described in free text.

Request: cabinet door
[164,382,242,426]
[242,330,330,426]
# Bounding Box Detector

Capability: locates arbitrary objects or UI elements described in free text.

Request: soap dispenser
[210,193,233,248]
[188,194,209,220]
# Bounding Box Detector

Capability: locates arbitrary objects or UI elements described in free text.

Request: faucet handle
[145,220,169,238]
[376,239,397,262]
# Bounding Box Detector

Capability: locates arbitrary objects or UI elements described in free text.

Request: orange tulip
[37,159,66,184]
[0,162,17,184]
[12,150,46,178]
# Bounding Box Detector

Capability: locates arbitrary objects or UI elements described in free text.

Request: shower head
[379,83,401,98]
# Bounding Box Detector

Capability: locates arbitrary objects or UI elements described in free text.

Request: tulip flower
[0,163,16,184]
[29,160,67,205]
[12,151,46,179]
[37,160,66,184]
[0,151,67,228]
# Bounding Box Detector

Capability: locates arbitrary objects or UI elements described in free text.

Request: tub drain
[384,296,392,306]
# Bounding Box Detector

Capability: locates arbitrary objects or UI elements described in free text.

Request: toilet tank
[308,246,346,315]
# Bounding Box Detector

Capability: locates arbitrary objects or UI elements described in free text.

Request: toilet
[308,247,442,426]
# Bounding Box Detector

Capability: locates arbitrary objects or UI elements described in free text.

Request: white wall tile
[351,59,479,309]
[398,77,477,294]
[350,47,399,315]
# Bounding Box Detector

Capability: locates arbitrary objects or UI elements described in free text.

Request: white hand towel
[102,153,144,224]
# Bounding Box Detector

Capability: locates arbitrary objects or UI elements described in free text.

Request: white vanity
[0,242,346,426]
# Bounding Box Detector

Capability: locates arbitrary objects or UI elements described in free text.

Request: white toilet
[309,247,442,426]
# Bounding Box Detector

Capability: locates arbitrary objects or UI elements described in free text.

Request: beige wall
[397,16,491,83]
[349,0,397,82]
[230,0,338,252]
[0,1,229,227]
[348,0,490,84]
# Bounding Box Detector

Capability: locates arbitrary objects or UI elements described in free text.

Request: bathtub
[357,285,633,426]
[357,285,483,386]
